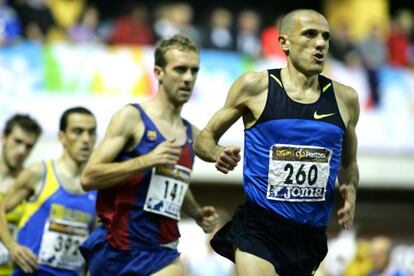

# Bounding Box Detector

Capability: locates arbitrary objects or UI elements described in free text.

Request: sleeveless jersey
[243,68,345,228]
[96,103,194,251]
[14,160,96,276]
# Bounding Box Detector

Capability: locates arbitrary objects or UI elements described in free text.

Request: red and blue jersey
[96,103,194,251]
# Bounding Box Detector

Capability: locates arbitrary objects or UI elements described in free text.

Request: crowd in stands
[1,1,412,59]
[1,0,414,108]
[317,231,412,276]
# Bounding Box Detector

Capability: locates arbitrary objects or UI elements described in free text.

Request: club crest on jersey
[147,130,157,141]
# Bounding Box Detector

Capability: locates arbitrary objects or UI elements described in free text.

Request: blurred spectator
[171,3,199,44]
[322,230,357,276]
[327,57,371,110]
[236,9,261,58]
[388,9,413,67]
[154,3,199,44]
[46,0,85,42]
[13,0,54,43]
[109,3,154,45]
[153,4,173,39]
[48,0,84,30]
[392,245,414,275]
[329,22,358,67]
[201,7,235,51]
[344,239,373,276]
[69,5,100,43]
[369,236,406,276]
[0,0,22,45]
[260,15,285,59]
[358,24,388,107]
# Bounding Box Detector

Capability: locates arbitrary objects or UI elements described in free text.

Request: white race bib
[39,219,88,271]
[144,165,191,220]
[267,144,332,202]
[0,223,17,265]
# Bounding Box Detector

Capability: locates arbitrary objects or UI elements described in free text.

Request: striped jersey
[95,103,194,251]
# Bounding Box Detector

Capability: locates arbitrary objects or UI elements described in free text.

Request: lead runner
[195,9,359,276]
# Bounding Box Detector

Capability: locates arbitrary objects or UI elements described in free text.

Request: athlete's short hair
[60,107,95,131]
[3,114,42,137]
[154,34,199,68]
[279,9,326,35]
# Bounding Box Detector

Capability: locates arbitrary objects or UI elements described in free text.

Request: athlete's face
[280,12,330,75]
[156,48,200,105]
[59,113,96,164]
[2,126,39,170]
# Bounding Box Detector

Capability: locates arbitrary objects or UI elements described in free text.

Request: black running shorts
[210,201,328,276]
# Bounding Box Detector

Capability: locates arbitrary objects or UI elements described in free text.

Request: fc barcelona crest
[147,130,157,141]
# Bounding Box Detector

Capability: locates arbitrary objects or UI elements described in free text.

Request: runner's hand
[215,146,241,174]
[148,138,181,167]
[9,242,39,273]
[337,184,356,230]
[196,206,219,233]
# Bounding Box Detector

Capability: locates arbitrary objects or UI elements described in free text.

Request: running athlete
[0,107,97,275]
[0,114,42,275]
[195,9,359,276]
[80,35,219,276]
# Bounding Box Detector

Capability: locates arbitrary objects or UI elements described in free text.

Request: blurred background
[1,0,414,275]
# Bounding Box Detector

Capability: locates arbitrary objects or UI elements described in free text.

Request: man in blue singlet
[0,107,97,275]
[80,35,219,276]
[195,9,360,276]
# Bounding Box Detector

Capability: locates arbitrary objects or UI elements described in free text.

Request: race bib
[267,144,332,202]
[39,219,88,271]
[0,223,17,265]
[144,165,191,220]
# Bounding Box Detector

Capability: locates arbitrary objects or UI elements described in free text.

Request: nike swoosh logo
[313,111,335,119]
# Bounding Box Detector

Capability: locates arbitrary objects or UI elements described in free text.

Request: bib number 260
[284,164,318,185]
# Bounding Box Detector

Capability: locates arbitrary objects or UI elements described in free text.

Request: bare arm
[336,85,360,229]
[182,188,218,233]
[81,105,181,191]
[181,189,202,221]
[182,125,218,233]
[184,125,206,221]
[0,164,43,273]
[195,71,266,173]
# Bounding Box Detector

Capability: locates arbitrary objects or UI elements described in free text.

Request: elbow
[194,131,206,155]
[194,129,209,154]
[80,172,94,191]
[341,160,358,169]
[194,136,201,154]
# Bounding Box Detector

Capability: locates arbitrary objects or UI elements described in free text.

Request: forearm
[338,161,359,190]
[81,155,153,191]
[0,200,17,250]
[182,189,202,221]
[194,129,223,163]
